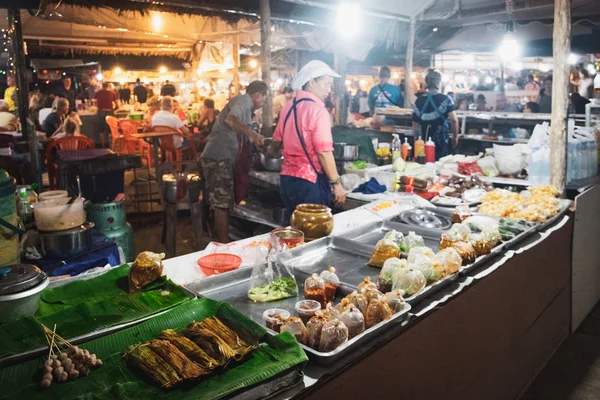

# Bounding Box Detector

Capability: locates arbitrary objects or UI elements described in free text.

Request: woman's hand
[249,130,265,146]
[333,182,346,206]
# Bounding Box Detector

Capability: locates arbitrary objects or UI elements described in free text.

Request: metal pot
[260,153,284,172]
[39,222,94,258]
[334,143,359,161]
[0,264,49,323]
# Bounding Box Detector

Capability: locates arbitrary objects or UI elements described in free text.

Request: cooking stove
[395,208,453,230]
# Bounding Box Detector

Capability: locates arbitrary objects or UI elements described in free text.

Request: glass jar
[290,204,334,242]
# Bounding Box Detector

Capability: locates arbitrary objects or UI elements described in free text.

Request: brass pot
[290,204,333,242]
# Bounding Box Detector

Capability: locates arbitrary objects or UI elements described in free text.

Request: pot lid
[397,209,453,230]
[0,264,46,295]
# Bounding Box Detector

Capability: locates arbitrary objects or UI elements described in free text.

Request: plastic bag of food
[368,238,400,267]
[462,215,500,233]
[439,223,472,250]
[281,317,308,345]
[382,290,407,314]
[360,286,383,303]
[357,276,378,292]
[129,251,165,293]
[318,319,349,352]
[339,304,365,339]
[407,247,435,264]
[432,248,462,278]
[365,298,393,329]
[307,314,329,349]
[476,156,500,177]
[408,250,438,283]
[344,291,369,315]
[448,241,477,265]
[378,258,407,292]
[304,273,327,307]
[318,303,341,320]
[402,232,425,253]
[248,239,298,302]
[319,267,340,305]
[384,230,405,246]
[392,268,427,297]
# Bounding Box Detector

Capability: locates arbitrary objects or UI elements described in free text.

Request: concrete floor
[521,301,600,400]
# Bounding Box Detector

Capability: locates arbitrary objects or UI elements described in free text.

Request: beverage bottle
[17,188,33,224]
[425,137,436,163]
[391,134,401,162]
[414,136,424,159]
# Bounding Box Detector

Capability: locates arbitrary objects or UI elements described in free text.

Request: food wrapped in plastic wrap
[281,317,308,345]
[360,286,383,303]
[129,251,165,293]
[382,290,407,314]
[409,253,438,283]
[384,230,405,248]
[319,267,340,305]
[365,298,393,328]
[447,241,477,265]
[318,303,341,320]
[368,238,400,267]
[392,268,427,297]
[357,276,378,292]
[378,258,407,292]
[318,319,349,352]
[468,233,494,256]
[307,315,329,349]
[344,291,369,315]
[304,273,327,308]
[432,248,462,278]
[402,231,425,253]
[339,304,365,338]
[407,247,435,264]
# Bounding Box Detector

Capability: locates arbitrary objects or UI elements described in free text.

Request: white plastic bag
[476,156,499,177]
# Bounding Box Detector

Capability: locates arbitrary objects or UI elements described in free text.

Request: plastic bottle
[401,137,411,161]
[425,137,435,163]
[414,136,424,159]
[17,188,33,224]
[391,134,401,162]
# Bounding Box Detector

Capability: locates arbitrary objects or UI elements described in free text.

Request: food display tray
[284,234,456,306]
[535,198,571,232]
[185,267,411,366]
[0,272,197,369]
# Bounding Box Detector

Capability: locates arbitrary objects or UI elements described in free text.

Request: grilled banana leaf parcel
[158,329,220,371]
[124,344,181,389]
[147,339,209,379]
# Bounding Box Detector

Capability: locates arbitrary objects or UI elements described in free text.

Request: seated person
[38,95,55,128]
[0,100,18,131]
[151,96,191,148]
[42,98,70,137]
[524,102,540,113]
[50,118,81,140]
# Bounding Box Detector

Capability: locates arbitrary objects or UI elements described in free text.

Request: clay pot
[290,204,334,242]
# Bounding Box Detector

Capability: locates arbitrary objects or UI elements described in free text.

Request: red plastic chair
[119,119,153,168]
[152,125,197,163]
[45,136,95,189]
[106,116,123,152]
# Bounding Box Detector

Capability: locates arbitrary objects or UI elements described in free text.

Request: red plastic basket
[197,253,242,276]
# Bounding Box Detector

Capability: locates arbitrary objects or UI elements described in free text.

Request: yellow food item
[478,186,559,223]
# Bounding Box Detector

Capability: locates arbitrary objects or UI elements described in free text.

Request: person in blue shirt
[368,66,403,115]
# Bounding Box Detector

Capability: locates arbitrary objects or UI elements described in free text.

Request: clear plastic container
[262,309,290,332]
[295,300,321,324]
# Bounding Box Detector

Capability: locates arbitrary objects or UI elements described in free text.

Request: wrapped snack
[432,248,462,278]
[318,319,349,352]
[339,304,365,339]
[319,267,340,305]
[344,291,369,315]
[447,241,477,265]
[357,276,378,292]
[129,251,165,293]
[408,249,437,283]
[361,286,383,302]
[378,258,407,292]
[382,290,407,314]
[307,314,329,349]
[403,232,425,253]
[365,298,393,329]
[407,247,435,264]
[392,268,426,297]
[304,273,327,308]
[318,303,341,320]
[468,233,494,256]
[452,205,472,223]
[384,230,405,248]
[368,238,400,267]
[439,224,471,250]
[281,317,308,345]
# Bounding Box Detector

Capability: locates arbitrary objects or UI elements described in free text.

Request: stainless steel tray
[535,198,571,232]
[185,267,411,366]
[0,274,196,368]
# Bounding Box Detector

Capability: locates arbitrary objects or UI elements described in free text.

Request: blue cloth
[30,229,121,277]
[368,83,403,110]
[280,175,323,221]
[352,178,387,194]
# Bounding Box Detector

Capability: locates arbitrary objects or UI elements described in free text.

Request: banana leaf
[0,298,308,400]
[0,265,192,359]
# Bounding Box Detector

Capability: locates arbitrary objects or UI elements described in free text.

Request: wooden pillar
[232,33,240,96]
[404,17,416,108]
[8,9,41,188]
[259,0,274,136]
[333,54,347,126]
[550,0,571,195]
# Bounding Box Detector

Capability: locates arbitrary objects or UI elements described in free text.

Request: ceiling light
[159,66,167,73]
[336,3,361,39]
[113,67,122,74]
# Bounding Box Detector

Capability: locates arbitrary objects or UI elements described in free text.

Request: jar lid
[0,169,16,198]
[0,264,46,295]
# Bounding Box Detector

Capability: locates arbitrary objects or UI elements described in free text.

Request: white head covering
[291,60,341,91]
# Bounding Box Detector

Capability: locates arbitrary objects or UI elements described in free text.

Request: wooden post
[404,17,416,108]
[333,54,347,127]
[232,33,240,96]
[8,9,41,188]
[259,0,274,136]
[550,0,571,195]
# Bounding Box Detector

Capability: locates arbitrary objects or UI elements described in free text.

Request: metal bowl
[334,143,359,161]
[260,153,284,172]
[39,222,95,258]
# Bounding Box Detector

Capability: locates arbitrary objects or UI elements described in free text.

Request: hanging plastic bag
[248,237,298,302]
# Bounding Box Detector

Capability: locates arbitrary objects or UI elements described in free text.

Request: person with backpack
[368,66,403,116]
[412,69,459,160]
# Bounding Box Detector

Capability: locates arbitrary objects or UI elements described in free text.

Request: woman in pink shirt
[269,60,347,219]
